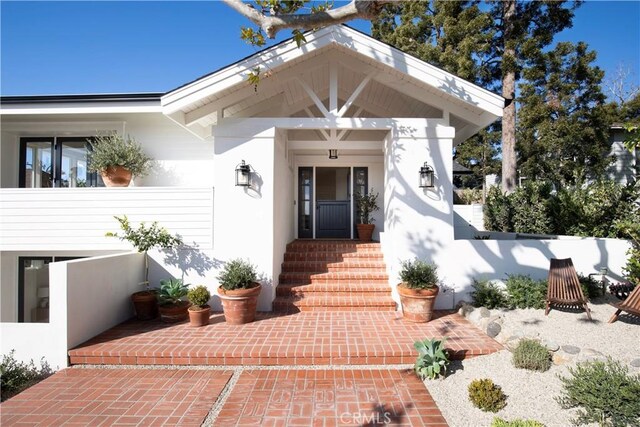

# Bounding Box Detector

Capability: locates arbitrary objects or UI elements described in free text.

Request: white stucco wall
[382,120,455,300]
[212,124,276,311]
[0,252,144,368]
[437,238,632,309]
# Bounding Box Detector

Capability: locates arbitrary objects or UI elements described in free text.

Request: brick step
[276,283,391,297]
[280,272,388,281]
[285,241,381,253]
[272,295,397,312]
[281,261,387,273]
[284,252,384,262]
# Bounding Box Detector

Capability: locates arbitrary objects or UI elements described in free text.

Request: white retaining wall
[0,252,144,369]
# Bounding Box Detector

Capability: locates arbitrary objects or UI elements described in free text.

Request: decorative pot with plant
[87,132,151,187]
[397,258,440,322]
[217,258,261,325]
[355,189,379,242]
[187,285,211,327]
[106,215,183,320]
[157,278,190,323]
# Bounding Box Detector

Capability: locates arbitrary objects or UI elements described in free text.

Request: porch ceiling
[161,26,503,143]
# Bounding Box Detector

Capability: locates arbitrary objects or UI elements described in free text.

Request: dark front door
[316,167,351,238]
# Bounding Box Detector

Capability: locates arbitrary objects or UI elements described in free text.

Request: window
[19,137,103,188]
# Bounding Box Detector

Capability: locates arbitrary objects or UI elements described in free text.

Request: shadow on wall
[162,244,221,287]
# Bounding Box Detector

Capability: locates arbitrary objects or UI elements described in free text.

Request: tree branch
[223,0,390,39]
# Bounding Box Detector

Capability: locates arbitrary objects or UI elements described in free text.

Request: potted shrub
[106,215,182,320]
[87,132,151,187]
[355,189,380,242]
[397,258,440,322]
[217,259,261,325]
[187,285,211,327]
[157,278,190,323]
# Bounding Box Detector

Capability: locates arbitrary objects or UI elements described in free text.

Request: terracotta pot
[397,283,439,323]
[100,166,132,187]
[131,290,158,320]
[218,283,261,325]
[188,305,211,327]
[158,301,190,323]
[356,224,375,242]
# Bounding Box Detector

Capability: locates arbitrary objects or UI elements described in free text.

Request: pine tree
[517,42,612,186]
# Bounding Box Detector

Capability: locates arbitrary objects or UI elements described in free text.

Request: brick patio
[68,311,502,366]
[216,369,448,427]
[0,368,232,426]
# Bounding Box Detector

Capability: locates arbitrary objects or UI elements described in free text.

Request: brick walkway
[3,311,502,426]
[68,311,501,366]
[0,368,232,426]
[216,369,447,426]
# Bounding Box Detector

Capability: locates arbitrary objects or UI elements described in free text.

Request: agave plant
[414,338,450,380]
[157,278,189,306]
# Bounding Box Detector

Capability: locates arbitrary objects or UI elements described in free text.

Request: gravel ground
[426,298,640,427]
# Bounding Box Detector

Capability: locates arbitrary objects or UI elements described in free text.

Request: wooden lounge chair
[609,283,640,323]
[545,258,591,320]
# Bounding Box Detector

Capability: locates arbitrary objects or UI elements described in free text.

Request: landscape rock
[630,359,640,368]
[457,301,474,317]
[561,345,580,355]
[486,322,502,338]
[553,351,574,365]
[468,307,490,324]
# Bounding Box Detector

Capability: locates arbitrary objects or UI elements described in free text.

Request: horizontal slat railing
[0,187,214,251]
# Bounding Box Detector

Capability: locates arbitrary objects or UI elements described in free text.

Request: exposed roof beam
[295,77,330,118]
[337,73,374,117]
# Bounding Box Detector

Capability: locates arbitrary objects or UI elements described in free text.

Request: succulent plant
[414,338,449,380]
[157,278,189,306]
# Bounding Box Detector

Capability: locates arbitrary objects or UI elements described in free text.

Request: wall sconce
[328,149,338,159]
[235,160,252,187]
[419,162,434,188]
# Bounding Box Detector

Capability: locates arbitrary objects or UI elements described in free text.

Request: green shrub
[218,259,259,291]
[512,339,551,372]
[484,187,512,232]
[1,350,53,401]
[557,358,640,426]
[491,418,545,427]
[505,275,547,309]
[454,188,483,205]
[414,338,449,380]
[484,180,640,240]
[468,378,507,412]
[577,274,602,299]
[399,259,438,290]
[510,182,553,234]
[471,279,508,309]
[187,285,211,308]
[87,132,151,177]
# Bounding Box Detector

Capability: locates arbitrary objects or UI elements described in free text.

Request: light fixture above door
[329,149,338,159]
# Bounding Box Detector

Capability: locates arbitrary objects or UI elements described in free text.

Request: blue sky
[1,1,639,97]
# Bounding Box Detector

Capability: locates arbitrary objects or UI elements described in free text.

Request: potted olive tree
[355,189,379,242]
[217,259,261,325]
[187,285,211,327]
[157,278,190,323]
[106,215,183,320]
[397,258,440,322]
[87,132,151,187]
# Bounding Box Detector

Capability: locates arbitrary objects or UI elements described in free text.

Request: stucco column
[383,119,455,309]
[212,124,276,311]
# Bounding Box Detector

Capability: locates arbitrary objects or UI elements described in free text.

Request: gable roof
[161,25,504,141]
